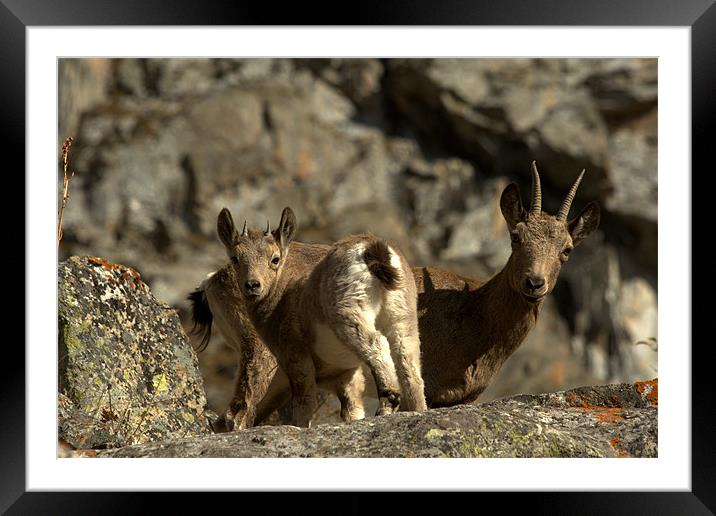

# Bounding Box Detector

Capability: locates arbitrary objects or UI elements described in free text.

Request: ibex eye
[231,256,239,264]
[510,232,520,244]
[271,256,280,265]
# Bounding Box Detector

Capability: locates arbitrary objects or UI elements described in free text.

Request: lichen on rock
[96,380,657,458]
[58,256,212,450]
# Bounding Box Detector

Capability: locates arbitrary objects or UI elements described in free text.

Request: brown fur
[198,265,281,431]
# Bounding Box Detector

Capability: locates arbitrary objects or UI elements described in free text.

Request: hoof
[376,390,400,416]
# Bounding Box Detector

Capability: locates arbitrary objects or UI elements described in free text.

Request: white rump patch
[346,243,369,279]
[341,243,384,325]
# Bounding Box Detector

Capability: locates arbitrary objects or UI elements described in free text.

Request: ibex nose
[244,279,262,294]
[525,275,545,291]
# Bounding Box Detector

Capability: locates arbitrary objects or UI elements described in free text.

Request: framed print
[5,0,710,512]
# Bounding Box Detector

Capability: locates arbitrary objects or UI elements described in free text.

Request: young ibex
[189,267,284,431]
[211,206,426,427]
[191,162,598,426]
[189,218,331,431]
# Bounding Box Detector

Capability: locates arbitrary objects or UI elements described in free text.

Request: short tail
[187,287,213,352]
[363,240,400,290]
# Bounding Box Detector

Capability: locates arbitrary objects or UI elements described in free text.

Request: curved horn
[241,220,247,237]
[556,169,586,222]
[265,218,271,235]
[530,161,542,214]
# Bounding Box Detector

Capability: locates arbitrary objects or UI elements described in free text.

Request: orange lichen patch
[609,437,630,458]
[565,391,579,406]
[565,392,626,424]
[88,256,146,290]
[129,268,146,289]
[589,408,625,424]
[635,378,658,407]
[405,450,414,458]
[88,256,121,271]
[120,269,145,289]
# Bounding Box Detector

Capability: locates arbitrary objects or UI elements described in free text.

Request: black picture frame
[5,0,708,512]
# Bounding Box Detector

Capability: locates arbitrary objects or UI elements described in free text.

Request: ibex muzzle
[500,162,600,304]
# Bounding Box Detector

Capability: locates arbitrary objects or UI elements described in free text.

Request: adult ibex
[416,162,600,406]
[190,162,599,427]
[204,207,425,428]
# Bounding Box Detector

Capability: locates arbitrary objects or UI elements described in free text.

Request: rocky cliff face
[58,58,658,417]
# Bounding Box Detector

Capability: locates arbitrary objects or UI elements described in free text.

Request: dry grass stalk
[57,136,75,248]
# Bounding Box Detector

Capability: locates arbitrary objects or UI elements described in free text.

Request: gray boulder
[58,256,213,449]
[95,381,657,458]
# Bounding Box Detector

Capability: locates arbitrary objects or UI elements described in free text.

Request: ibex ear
[217,208,239,250]
[500,183,526,230]
[568,201,600,247]
[274,207,297,251]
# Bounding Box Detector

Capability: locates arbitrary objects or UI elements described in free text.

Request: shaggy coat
[209,207,426,428]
